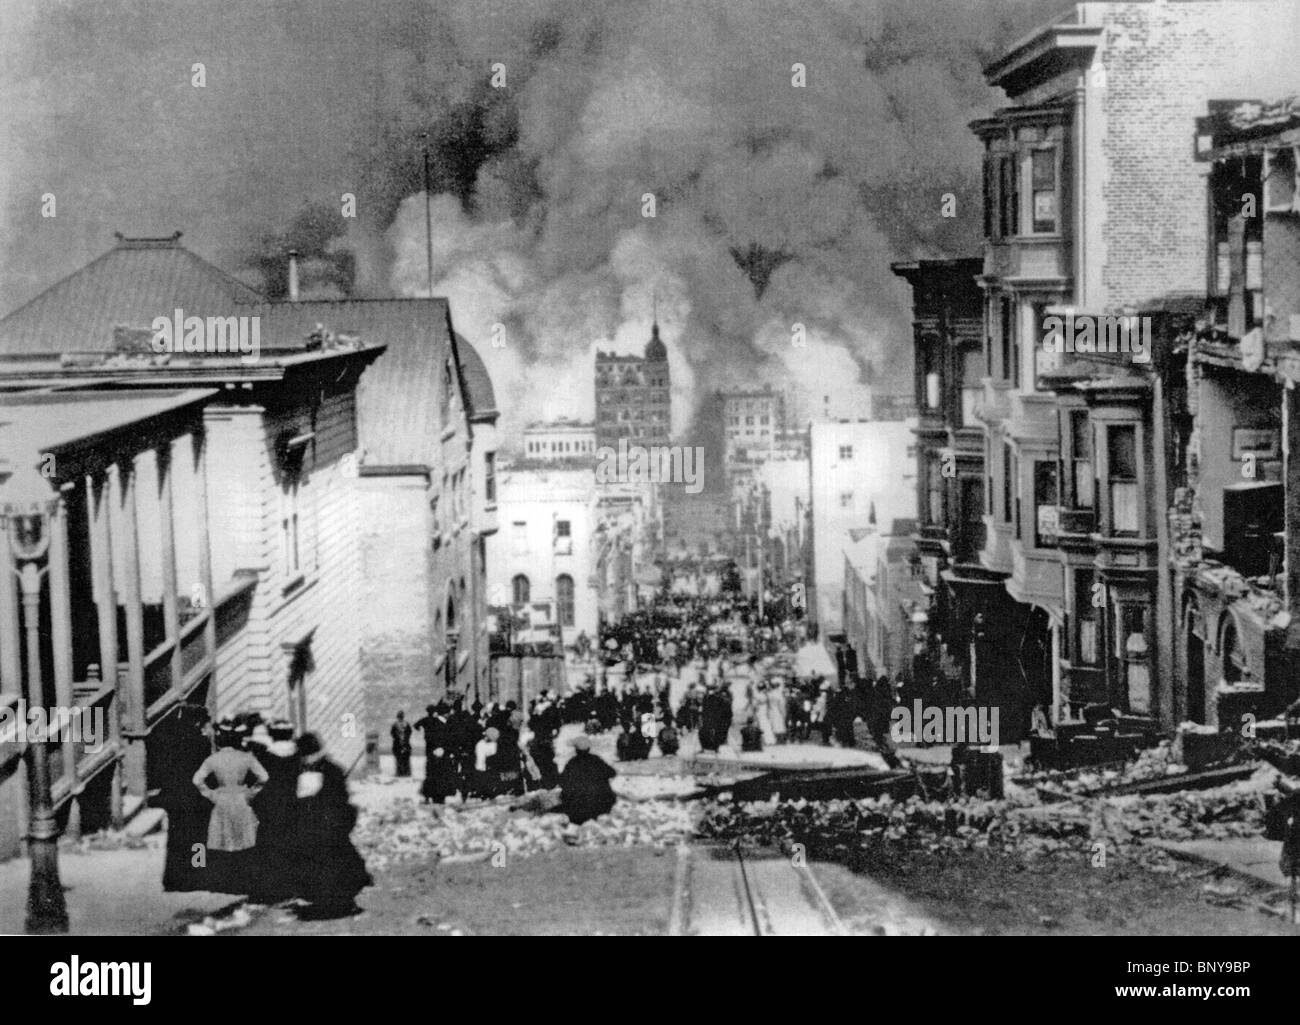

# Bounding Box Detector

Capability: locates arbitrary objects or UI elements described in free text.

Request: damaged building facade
[897,1,1300,740]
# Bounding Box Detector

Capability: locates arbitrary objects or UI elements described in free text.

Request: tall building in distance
[595,319,671,450]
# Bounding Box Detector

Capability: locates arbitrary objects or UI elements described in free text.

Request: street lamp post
[3,459,68,934]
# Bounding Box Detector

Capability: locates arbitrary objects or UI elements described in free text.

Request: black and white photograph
[1,0,1299,985]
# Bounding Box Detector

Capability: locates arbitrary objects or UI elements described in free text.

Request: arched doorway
[1220,618,1243,685]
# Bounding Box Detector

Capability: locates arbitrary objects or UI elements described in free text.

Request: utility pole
[421,133,434,297]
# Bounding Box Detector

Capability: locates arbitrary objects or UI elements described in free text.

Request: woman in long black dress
[158,703,215,892]
[291,732,372,919]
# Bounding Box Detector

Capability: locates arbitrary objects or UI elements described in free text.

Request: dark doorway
[1187,632,1205,723]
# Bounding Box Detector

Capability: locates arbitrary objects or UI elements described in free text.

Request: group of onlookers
[159,706,371,919]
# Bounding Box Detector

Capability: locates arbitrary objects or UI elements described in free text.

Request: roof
[454,332,497,420]
[0,389,217,467]
[0,233,490,470]
[0,233,262,354]
[644,322,668,361]
[981,10,1101,97]
[352,298,454,469]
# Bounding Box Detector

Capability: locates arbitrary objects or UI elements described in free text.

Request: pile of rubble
[695,762,1278,864]
[353,794,696,872]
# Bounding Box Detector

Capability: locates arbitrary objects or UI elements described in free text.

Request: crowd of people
[386,583,921,829]
[158,705,372,920]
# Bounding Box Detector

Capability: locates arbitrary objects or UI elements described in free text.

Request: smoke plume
[1,0,1063,444]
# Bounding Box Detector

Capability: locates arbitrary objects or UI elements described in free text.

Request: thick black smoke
[1,0,1063,440]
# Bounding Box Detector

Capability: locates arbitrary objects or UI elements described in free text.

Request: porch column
[47,494,79,835]
[155,446,182,694]
[90,472,123,827]
[0,512,20,697]
[192,429,216,715]
[115,460,147,797]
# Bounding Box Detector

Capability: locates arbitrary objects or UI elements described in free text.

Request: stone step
[124,807,166,838]
[121,793,145,822]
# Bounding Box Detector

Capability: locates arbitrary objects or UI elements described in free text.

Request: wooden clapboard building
[0,232,471,859]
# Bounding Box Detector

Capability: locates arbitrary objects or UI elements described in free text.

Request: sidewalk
[0,839,233,936]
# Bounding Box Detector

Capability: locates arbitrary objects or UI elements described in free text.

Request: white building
[809,418,918,636]
[487,464,600,645]
[522,419,596,463]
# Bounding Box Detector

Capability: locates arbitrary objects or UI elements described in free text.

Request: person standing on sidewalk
[192,720,269,894]
[390,711,413,778]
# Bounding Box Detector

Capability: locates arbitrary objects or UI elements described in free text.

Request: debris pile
[354,795,695,871]
[695,770,1275,862]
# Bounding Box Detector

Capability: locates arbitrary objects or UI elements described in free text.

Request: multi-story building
[0,232,498,864]
[1166,96,1300,726]
[968,0,1300,732]
[487,464,600,648]
[522,419,596,462]
[808,417,917,638]
[843,519,925,683]
[721,387,786,465]
[891,259,1002,698]
[0,233,393,858]
[594,320,671,450]
[354,305,499,721]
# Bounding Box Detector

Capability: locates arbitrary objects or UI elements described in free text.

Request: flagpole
[421,133,434,297]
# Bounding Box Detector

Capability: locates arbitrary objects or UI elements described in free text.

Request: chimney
[288,250,300,301]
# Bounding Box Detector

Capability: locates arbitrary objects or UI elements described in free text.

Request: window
[999,155,1019,237]
[511,520,528,556]
[512,574,531,604]
[430,497,442,550]
[840,491,854,509]
[442,360,455,428]
[999,297,1014,384]
[556,519,571,538]
[926,456,944,526]
[484,452,496,503]
[1002,442,1014,524]
[1264,145,1297,213]
[556,574,575,627]
[278,438,308,578]
[1108,426,1139,535]
[1069,410,1094,509]
[983,156,995,238]
[1030,147,1058,233]
[1033,460,1058,547]
[960,346,982,426]
[839,445,854,460]
[1075,569,1099,666]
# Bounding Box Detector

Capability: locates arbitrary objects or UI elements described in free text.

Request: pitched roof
[0,233,263,354]
[0,233,493,470]
[348,298,453,469]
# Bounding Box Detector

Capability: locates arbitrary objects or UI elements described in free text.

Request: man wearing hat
[559,735,617,824]
[390,711,413,778]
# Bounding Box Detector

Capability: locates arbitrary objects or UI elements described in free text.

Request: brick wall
[1099,0,1300,310]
